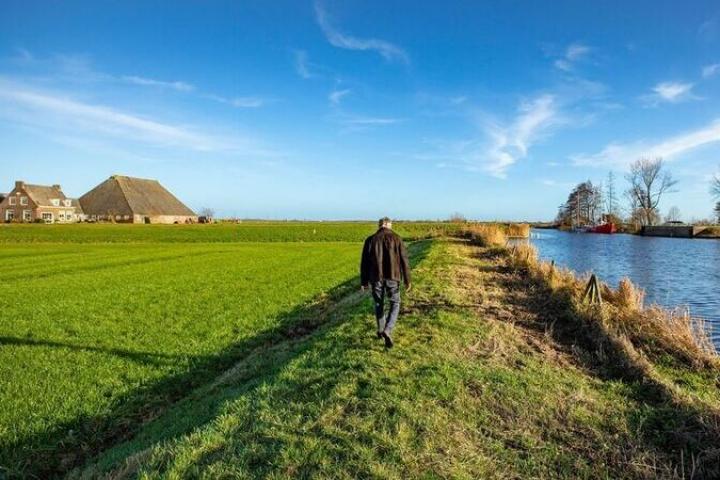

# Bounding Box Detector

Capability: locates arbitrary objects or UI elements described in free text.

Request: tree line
[557,158,720,228]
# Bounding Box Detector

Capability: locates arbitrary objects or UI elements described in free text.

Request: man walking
[360,217,411,348]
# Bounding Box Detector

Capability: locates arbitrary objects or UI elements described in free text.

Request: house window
[42,212,54,223]
[23,210,32,222]
[20,196,28,206]
[51,199,60,207]
[5,210,14,221]
[64,199,72,207]
[9,196,16,205]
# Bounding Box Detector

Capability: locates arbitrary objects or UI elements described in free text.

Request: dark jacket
[360,227,411,286]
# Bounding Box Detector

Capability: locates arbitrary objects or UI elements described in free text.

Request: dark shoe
[382,331,394,348]
[376,331,383,339]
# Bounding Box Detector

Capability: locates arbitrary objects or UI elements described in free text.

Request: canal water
[529,229,720,347]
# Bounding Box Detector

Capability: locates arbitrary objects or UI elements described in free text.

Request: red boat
[590,223,617,234]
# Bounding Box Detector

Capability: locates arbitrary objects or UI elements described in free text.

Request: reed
[510,245,718,369]
[462,223,507,247]
[505,223,530,238]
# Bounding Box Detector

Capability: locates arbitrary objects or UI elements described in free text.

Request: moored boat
[590,222,616,234]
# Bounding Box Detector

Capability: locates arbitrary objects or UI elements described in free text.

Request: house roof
[80,175,195,217]
[70,198,84,214]
[23,184,68,207]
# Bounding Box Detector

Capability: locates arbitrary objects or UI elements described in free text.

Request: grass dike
[75,234,720,479]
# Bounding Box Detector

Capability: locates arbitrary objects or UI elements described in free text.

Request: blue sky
[1,0,720,220]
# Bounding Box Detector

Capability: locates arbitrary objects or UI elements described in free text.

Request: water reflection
[528,229,720,346]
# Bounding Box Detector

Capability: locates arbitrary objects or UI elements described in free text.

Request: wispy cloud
[479,95,561,177]
[702,63,720,78]
[0,79,272,155]
[699,15,719,42]
[642,81,698,105]
[422,95,562,178]
[8,49,265,109]
[572,119,720,168]
[121,75,194,92]
[339,114,400,126]
[293,50,313,79]
[328,88,351,105]
[554,42,590,71]
[314,1,409,64]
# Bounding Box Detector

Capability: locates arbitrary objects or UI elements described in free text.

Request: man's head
[378,217,392,229]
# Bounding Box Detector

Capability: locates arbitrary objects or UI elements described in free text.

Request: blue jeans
[371,280,401,334]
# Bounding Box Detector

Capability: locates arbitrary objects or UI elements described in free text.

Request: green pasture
[0,221,459,244]
[0,240,362,476]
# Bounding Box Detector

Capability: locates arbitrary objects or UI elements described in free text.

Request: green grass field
[0,229,373,476]
[2,223,718,479]
[0,221,459,244]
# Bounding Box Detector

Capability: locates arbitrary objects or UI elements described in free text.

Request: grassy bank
[72,238,719,479]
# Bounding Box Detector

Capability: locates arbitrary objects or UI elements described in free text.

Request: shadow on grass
[484,249,720,478]
[0,337,186,367]
[1,240,432,479]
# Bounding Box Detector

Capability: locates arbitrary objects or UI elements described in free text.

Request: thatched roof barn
[79,175,197,224]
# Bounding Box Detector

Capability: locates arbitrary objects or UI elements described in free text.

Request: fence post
[583,274,603,305]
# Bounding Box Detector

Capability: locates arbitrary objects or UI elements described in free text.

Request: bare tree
[711,172,720,199]
[200,207,215,222]
[664,206,682,223]
[557,181,603,226]
[625,158,677,226]
[448,212,467,223]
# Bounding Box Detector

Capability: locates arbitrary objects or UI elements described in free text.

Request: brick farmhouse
[0,181,83,223]
[1,175,197,224]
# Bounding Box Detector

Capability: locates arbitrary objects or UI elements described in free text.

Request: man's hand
[405,283,412,292]
[360,284,368,292]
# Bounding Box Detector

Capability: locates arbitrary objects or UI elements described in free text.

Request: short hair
[378,217,392,227]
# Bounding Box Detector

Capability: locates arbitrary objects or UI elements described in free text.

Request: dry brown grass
[509,245,718,369]
[462,224,507,247]
[505,223,530,238]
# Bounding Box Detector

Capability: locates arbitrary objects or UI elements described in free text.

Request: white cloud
[643,81,697,105]
[340,115,400,126]
[122,75,194,92]
[566,43,590,61]
[572,119,720,168]
[553,42,590,71]
[426,95,561,178]
[314,1,409,64]
[654,82,694,101]
[702,63,720,78]
[328,88,351,105]
[294,50,312,79]
[230,97,265,108]
[203,93,266,108]
[0,80,271,155]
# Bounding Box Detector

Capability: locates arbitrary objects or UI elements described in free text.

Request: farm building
[0,181,84,223]
[79,175,197,224]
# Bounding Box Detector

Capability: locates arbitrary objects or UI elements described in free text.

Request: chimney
[15,180,25,189]
[52,184,61,190]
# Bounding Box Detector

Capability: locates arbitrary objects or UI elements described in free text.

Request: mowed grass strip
[0,242,360,477]
[0,222,460,244]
